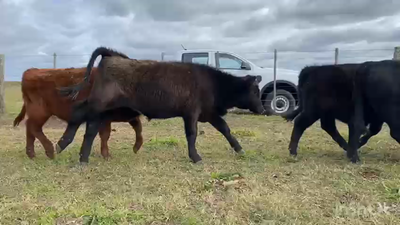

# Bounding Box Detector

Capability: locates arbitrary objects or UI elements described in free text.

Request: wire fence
[162,48,396,71]
[1,47,399,115]
[160,47,398,113]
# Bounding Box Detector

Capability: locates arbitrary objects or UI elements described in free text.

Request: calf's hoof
[70,162,88,171]
[26,152,36,159]
[287,154,298,163]
[133,141,143,154]
[56,138,72,153]
[190,154,202,164]
[350,155,361,164]
[45,151,55,159]
[102,155,111,161]
[133,146,140,154]
[236,149,246,155]
[55,144,63,154]
[194,160,203,165]
[347,151,360,163]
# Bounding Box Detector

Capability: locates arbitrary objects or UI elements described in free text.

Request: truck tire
[263,89,296,116]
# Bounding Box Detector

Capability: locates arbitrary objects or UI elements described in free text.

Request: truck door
[181,52,210,65]
[215,52,251,77]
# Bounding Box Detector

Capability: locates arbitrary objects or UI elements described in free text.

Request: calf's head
[234,75,265,114]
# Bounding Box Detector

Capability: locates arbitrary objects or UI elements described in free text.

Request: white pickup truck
[163,49,299,116]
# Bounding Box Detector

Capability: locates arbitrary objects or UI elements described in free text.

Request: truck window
[182,53,209,65]
[216,53,244,70]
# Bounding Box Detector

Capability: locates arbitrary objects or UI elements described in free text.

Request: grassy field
[1,82,400,225]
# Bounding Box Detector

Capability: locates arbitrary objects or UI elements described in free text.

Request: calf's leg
[24,104,53,158]
[347,121,363,163]
[79,118,101,164]
[25,119,36,159]
[129,117,143,153]
[27,117,54,159]
[346,86,366,163]
[288,112,318,156]
[183,116,202,163]
[75,97,113,163]
[98,121,112,159]
[208,115,244,154]
[56,101,89,153]
[359,121,383,148]
[56,122,82,153]
[320,117,349,151]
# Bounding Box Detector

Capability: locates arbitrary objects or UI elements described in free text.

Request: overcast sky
[1,0,400,81]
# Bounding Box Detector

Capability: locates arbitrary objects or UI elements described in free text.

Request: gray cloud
[94,0,269,21]
[270,21,400,52]
[1,0,400,81]
[277,0,400,27]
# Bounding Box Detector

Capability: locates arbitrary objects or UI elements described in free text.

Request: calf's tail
[58,46,129,100]
[282,105,301,122]
[282,67,309,122]
[282,85,303,122]
[13,104,26,127]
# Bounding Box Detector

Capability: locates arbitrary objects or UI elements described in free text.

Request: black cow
[353,60,400,156]
[56,47,265,164]
[282,63,380,163]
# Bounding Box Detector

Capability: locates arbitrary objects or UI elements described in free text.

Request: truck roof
[172,49,300,75]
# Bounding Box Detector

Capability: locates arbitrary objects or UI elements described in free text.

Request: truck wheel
[263,89,296,116]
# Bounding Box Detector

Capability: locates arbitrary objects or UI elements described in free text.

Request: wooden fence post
[0,54,5,117]
[53,53,57,68]
[161,52,165,61]
[273,49,277,111]
[393,47,400,61]
[334,48,339,65]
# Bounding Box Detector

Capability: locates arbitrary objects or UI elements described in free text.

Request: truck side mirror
[241,62,251,70]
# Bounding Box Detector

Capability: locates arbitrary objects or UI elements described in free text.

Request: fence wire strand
[1,47,398,81]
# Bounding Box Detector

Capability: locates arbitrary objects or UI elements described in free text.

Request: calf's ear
[243,75,256,82]
[243,75,258,85]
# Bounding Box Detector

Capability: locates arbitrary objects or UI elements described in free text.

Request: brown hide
[14,67,143,159]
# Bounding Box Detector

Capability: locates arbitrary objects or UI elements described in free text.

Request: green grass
[1,82,400,224]
[1,82,23,119]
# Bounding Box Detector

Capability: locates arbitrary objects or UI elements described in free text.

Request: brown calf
[13,67,143,159]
